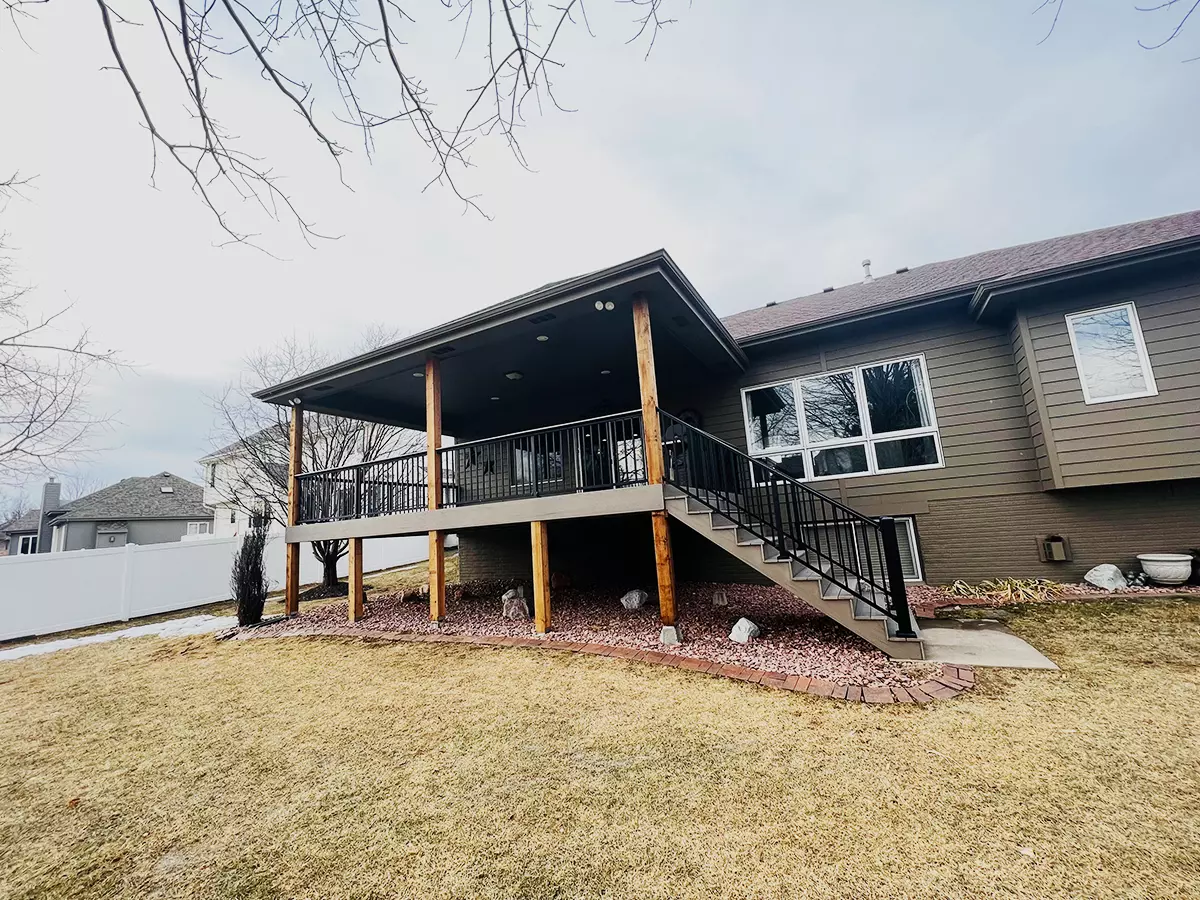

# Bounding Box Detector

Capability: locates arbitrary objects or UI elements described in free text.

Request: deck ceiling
[257,258,745,438]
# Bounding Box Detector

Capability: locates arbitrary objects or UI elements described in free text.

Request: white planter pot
[1136,553,1194,586]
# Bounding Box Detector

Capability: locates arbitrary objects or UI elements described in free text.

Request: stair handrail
[658,409,916,638]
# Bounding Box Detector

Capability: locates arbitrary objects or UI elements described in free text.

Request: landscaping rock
[620,589,650,610]
[551,572,571,590]
[501,587,532,620]
[660,625,683,646]
[712,589,728,607]
[729,617,761,643]
[1084,564,1127,592]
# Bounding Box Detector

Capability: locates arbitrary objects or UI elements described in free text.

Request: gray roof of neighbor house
[0,508,41,536]
[52,473,212,523]
[722,208,1200,342]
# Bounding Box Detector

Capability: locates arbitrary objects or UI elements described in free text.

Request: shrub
[231,528,269,626]
[947,577,1060,604]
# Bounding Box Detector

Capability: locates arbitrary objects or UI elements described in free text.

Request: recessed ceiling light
[412,371,424,378]
[490,396,500,401]
[536,335,549,342]
[594,300,604,311]
[600,369,611,375]
[604,300,615,311]
[505,371,523,380]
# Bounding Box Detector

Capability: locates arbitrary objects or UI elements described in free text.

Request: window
[207,463,217,487]
[250,503,270,530]
[186,521,212,536]
[1065,302,1158,404]
[740,355,943,481]
[803,516,924,582]
[17,534,38,555]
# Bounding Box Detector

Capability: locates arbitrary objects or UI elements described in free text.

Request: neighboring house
[200,430,280,539]
[249,209,1200,659]
[11,473,215,553]
[0,508,42,556]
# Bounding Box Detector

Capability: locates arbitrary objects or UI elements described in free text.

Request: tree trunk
[321,551,339,589]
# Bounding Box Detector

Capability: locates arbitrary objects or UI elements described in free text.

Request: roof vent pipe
[862,259,874,284]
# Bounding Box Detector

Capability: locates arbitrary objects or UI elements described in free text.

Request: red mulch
[907,581,1200,616]
[251,580,933,688]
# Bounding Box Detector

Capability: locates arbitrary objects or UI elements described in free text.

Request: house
[0,508,42,556]
[250,209,1200,659]
[12,473,215,552]
[200,430,282,539]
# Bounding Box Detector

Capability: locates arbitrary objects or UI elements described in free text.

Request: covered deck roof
[254,250,746,438]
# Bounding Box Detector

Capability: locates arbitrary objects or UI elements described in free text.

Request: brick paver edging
[231,626,975,704]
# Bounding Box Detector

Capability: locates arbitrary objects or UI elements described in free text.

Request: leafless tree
[0,174,120,489]
[208,329,424,589]
[2,1,675,247]
[1036,0,1199,57]
[61,472,108,503]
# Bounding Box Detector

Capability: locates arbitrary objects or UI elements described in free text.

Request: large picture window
[740,355,943,481]
[1065,302,1158,404]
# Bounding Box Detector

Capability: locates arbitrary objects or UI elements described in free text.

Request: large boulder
[1084,564,1128,592]
[619,589,651,610]
[729,617,761,644]
[501,586,532,620]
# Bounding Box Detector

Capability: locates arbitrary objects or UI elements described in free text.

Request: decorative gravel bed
[250,580,933,688]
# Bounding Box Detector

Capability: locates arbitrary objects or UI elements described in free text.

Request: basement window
[1065,302,1158,404]
[741,355,944,481]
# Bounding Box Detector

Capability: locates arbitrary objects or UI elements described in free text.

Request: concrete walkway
[919,618,1058,669]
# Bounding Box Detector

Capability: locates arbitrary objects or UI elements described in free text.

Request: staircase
[659,412,924,660]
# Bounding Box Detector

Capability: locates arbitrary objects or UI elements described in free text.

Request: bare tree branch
[2,1,677,247]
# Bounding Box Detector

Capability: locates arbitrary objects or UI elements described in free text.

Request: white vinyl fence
[0,533,429,642]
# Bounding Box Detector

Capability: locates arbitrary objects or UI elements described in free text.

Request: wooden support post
[651,511,676,626]
[347,537,364,622]
[531,520,551,634]
[285,404,304,617]
[425,358,446,622]
[631,292,665,485]
[429,531,446,622]
[426,357,442,510]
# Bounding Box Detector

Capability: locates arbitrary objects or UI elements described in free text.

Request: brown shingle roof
[722,209,1200,341]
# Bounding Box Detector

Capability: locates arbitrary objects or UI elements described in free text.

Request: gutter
[969,235,1200,319]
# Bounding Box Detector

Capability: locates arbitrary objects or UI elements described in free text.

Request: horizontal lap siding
[1025,269,1200,488]
[918,479,1200,582]
[688,308,1044,508]
[1010,318,1055,488]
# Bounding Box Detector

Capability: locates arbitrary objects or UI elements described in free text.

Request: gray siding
[127,519,201,546]
[1009,317,1056,489]
[1022,269,1200,488]
[63,521,99,551]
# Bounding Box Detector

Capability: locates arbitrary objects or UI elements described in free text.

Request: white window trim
[17,534,38,555]
[1064,301,1158,405]
[187,521,212,536]
[740,353,946,483]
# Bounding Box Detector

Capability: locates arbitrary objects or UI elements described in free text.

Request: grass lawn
[1,597,1197,899]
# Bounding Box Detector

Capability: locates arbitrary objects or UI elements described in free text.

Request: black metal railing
[296,411,649,523]
[659,409,916,636]
[297,451,428,524]
[438,411,647,507]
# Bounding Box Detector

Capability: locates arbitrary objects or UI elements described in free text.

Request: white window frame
[740,354,945,483]
[1064,301,1158,405]
[806,516,924,582]
[187,521,212,536]
[17,534,38,555]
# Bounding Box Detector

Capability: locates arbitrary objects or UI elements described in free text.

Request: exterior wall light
[289,396,303,405]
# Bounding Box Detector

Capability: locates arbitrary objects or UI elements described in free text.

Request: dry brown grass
[1,597,1197,899]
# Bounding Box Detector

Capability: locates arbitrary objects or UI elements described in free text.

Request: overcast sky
[2,1,1198,504]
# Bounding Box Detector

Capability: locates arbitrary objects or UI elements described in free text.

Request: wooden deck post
[426,358,446,622]
[347,536,364,622]
[632,292,677,635]
[531,520,551,634]
[631,292,665,486]
[651,511,676,627]
[285,404,303,617]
